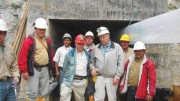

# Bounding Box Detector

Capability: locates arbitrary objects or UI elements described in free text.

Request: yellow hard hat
[120,34,130,41]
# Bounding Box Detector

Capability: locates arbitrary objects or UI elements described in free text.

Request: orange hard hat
[75,34,86,44]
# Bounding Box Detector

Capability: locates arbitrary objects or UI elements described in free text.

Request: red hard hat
[75,34,86,44]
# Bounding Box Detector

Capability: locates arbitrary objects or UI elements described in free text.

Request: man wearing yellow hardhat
[120,34,133,63]
[119,34,134,101]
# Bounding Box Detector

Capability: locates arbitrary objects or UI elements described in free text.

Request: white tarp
[121,8,180,44]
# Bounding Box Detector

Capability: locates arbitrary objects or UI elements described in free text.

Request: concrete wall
[26,0,168,35]
[47,0,167,20]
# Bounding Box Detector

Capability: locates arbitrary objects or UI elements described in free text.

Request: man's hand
[23,72,29,80]
[113,78,119,85]
[146,95,153,101]
[91,68,97,76]
[13,76,19,83]
[55,70,60,78]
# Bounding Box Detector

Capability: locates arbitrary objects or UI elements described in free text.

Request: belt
[34,63,48,68]
[34,63,48,71]
[128,86,137,89]
[0,76,11,81]
[74,75,87,80]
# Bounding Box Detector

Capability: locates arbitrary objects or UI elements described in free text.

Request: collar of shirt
[135,55,144,62]
[63,46,72,50]
[84,44,95,51]
[101,41,111,53]
[76,49,85,55]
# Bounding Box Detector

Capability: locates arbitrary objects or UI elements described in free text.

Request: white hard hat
[133,41,146,50]
[0,19,8,31]
[62,33,72,39]
[85,31,94,37]
[34,18,48,29]
[97,26,110,36]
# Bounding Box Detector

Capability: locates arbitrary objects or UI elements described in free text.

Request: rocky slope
[0,0,26,44]
[168,0,180,10]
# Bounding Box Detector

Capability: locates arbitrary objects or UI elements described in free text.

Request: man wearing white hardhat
[0,19,20,101]
[53,33,72,99]
[18,18,54,101]
[90,26,124,101]
[120,41,156,101]
[84,31,95,54]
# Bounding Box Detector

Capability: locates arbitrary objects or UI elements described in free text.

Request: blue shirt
[101,41,111,54]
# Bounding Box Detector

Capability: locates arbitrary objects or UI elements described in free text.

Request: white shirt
[53,46,72,67]
[75,50,88,76]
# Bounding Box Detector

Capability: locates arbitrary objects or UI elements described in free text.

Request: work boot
[36,97,45,101]
[89,95,94,101]
[25,99,31,101]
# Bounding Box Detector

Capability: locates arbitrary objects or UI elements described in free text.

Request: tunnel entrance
[48,19,137,101]
[49,19,136,50]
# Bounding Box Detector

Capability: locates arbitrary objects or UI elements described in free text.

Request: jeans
[127,86,146,101]
[0,78,16,101]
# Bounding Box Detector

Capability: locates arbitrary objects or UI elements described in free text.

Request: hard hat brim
[34,25,48,29]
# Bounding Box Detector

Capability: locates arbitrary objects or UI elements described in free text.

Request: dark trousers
[119,93,127,101]
[127,86,146,101]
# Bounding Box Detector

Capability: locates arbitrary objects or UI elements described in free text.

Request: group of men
[0,17,156,101]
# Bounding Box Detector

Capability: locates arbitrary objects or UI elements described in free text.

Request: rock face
[0,0,26,44]
[146,44,180,88]
[168,0,180,10]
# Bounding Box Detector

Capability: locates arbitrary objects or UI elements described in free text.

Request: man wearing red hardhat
[18,18,54,101]
[120,41,156,101]
[84,31,95,54]
[0,19,20,101]
[53,33,72,100]
[90,26,124,101]
[60,34,92,101]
